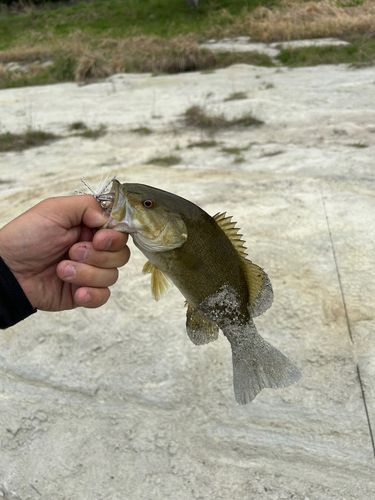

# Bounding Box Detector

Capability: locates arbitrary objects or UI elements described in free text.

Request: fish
[85,178,301,404]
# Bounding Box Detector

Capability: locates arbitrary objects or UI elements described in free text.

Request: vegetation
[147,155,181,166]
[215,51,274,68]
[224,92,248,102]
[131,126,153,135]
[184,105,263,131]
[68,121,89,131]
[187,140,218,148]
[0,122,108,152]
[349,141,369,148]
[68,121,107,138]
[0,0,277,49]
[278,37,375,67]
[0,0,374,89]
[0,128,59,152]
[221,144,252,155]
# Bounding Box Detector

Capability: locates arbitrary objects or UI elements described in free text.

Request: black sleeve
[0,256,36,329]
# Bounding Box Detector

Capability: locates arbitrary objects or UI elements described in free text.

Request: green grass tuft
[184,105,263,131]
[131,126,153,135]
[68,121,88,131]
[147,155,181,166]
[349,141,368,148]
[216,51,275,68]
[67,122,106,138]
[0,55,76,89]
[0,129,59,152]
[78,124,107,139]
[277,39,375,67]
[187,140,218,148]
[221,144,251,154]
[224,91,247,102]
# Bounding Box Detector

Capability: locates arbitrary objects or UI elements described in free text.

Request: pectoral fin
[142,261,173,301]
[186,304,219,345]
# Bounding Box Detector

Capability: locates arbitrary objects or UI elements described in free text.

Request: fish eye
[143,199,155,208]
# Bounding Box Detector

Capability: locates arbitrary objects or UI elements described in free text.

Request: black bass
[87,178,301,404]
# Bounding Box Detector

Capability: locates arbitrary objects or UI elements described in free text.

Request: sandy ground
[0,59,374,499]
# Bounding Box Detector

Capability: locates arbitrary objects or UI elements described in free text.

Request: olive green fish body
[146,212,250,322]
[99,180,301,404]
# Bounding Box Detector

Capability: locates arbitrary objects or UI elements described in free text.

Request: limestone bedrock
[0,61,374,499]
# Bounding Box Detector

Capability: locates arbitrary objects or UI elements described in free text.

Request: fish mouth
[78,177,130,231]
[99,178,120,214]
[96,178,132,232]
[96,178,119,215]
[79,176,119,215]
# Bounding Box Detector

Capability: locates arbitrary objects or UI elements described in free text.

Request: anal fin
[186,304,219,345]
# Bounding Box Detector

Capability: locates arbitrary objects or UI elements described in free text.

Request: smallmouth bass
[86,178,301,404]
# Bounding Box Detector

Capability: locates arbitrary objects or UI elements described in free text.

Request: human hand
[0,195,130,311]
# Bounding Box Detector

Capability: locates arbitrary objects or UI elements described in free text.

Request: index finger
[92,228,129,252]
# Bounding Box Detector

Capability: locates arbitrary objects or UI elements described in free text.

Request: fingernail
[74,246,88,262]
[84,292,92,305]
[98,237,113,251]
[64,264,76,278]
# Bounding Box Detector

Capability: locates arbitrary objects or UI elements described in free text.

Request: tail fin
[223,321,301,405]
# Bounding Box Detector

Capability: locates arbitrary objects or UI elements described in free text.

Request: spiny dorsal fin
[213,212,273,317]
[213,212,247,257]
[186,304,219,345]
[142,260,173,301]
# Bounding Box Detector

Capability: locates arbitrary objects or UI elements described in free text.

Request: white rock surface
[270,38,351,50]
[200,38,280,58]
[200,37,351,59]
[0,62,374,499]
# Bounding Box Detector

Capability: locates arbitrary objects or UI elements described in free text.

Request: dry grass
[207,0,375,42]
[110,35,217,75]
[1,0,375,88]
[184,105,263,131]
[0,33,218,85]
[0,59,48,86]
[70,33,217,80]
[0,44,53,64]
[75,55,112,81]
[185,105,229,129]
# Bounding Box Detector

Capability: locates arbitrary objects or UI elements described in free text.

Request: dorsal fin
[142,260,173,301]
[213,212,273,316]
[213,212,247,257]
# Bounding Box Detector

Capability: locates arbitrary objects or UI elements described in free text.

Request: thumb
[37,195,109,230]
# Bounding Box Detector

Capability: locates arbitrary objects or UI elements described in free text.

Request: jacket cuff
[0,256,36,329]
